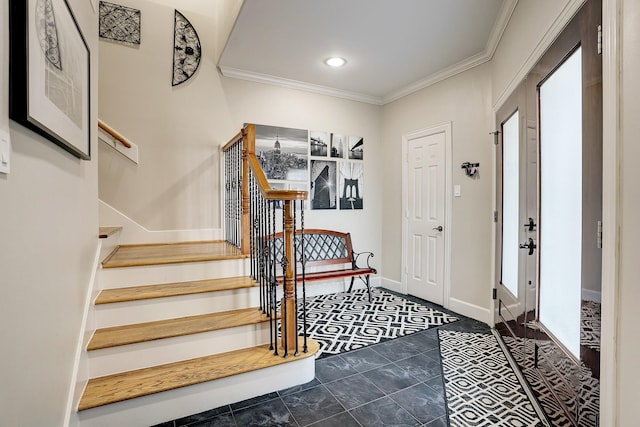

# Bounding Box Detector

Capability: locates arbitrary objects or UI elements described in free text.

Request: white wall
[617,0,640,423]
[381,63,494,319]
[98,0,383,269]
[492,0,580,108]
[0,0,99,425]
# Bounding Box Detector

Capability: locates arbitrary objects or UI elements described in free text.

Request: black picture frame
[9,0,91,160]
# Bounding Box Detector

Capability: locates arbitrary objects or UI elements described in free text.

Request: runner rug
[298,288,458,357]
[439,330,545,427]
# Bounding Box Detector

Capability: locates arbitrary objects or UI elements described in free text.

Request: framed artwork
[339,162,363,210]
[9,0,91,160]
[310,131,328,157]
[255,124,308,183]
[330,133,345,159]
[348,135,364,160]
[310,160,337,210]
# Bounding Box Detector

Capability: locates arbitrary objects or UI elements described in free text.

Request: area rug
[298,288,458,357]
[439,330,545,427]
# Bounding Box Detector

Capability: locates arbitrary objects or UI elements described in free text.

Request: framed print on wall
[9,0,91,160]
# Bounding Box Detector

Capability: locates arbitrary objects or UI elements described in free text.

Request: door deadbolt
[432,225,443,232]
[519,237,537,255]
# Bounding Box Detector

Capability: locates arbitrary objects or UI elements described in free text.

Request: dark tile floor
[154,296,489,427]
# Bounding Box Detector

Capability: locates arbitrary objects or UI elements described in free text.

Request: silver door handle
[432,226,443,232]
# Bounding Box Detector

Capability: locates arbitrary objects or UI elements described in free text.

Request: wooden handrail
[98,119,132,149]
[247,157,308,201]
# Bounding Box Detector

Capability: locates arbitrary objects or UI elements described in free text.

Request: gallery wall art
[9,0,91,159]
[339,162,363,210]
[172,10,202,86]
[99,1,141,45]
[310,160,337,210]
[255,125,363,211]
[255,124,309,183]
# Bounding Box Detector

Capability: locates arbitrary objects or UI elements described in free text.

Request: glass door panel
[539,47,583,359]
[501,111,520,298]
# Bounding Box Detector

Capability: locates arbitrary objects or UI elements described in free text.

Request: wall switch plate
[0,129,10,174]
[454,184,461,197]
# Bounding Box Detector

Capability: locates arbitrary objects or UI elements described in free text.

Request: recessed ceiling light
[324,57,346,67]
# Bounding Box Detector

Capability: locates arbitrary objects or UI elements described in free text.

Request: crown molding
[218,66,385,105]
[382,51,492,104]
[486,0,519,59]
[383,0,517,104]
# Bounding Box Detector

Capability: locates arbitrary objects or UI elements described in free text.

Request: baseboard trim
[582,289,602,303]
[448,297,491,324]
[380,277,402,293]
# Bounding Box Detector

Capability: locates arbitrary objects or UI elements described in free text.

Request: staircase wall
[0,0,100,426]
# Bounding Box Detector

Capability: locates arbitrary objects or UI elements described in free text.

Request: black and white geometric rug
[581,300,601,352]
[298,288,458,357]
[439,330,545,427]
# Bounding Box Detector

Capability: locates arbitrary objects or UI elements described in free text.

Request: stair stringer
[78,354,316,427]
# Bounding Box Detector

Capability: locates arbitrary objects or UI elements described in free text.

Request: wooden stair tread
[101,241,247,268]
[88,307,272,350]
[98,226,122,239]
[96,276,258,304]
[79,338,319,411]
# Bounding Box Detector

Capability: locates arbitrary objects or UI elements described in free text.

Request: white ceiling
[219,0,517,105]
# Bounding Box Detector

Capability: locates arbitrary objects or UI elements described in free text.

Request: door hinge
[492,288,497,300]
[597,220,603,248]
[597,24,603,55]
[493,211,498,223]
[490,131,500,145]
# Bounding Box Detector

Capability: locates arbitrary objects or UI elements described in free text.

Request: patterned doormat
[299,288,458,358]
[439,330,546,427]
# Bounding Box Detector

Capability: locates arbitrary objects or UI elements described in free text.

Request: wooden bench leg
[348,277,355,293]
[365,275,372,302]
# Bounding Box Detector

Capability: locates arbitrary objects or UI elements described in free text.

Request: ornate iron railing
[222,124,308,356]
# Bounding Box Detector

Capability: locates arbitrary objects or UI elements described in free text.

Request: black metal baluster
[236,143,241,248]
[293,201,299,356]
[301,202,308,353]
[282,206,288,358]
[272,202,278,355]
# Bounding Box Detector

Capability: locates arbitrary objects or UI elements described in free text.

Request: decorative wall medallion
[35,0,62,70]
[99,1,141,45]
[172,10,201,86]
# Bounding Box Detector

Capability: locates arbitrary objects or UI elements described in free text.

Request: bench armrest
[352,251,376,272]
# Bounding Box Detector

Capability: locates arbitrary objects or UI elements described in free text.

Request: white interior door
[405,128,446,305]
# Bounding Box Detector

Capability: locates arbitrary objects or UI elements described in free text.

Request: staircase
[77,235,318,427]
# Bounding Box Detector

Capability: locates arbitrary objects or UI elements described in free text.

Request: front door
[494,1,602,425]
[405,125,447,305]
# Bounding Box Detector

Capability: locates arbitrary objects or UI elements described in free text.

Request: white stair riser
[77,355,316,427]
[99,258,248,289]
[94,288,262,327]
[88,323,274,377]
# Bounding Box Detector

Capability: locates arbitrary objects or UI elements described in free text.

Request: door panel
[407,130,445,305]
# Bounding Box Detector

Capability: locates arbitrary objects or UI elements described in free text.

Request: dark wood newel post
[282,199,298,352]
[240,125,255,255]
